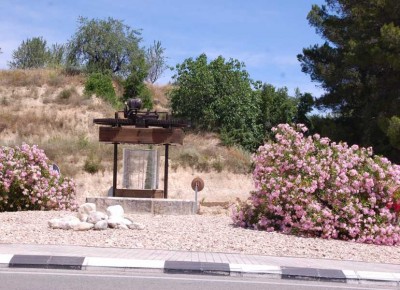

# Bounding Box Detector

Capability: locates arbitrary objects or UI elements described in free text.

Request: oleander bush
[0,143,78,211]
[232,124,400,245]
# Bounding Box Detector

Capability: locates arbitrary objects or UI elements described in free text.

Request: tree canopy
[169,54,264,151]
[8,37,66,69]
[145,40,167,83]
[298,0,400,162]
[9,37,49,69]
[67,17,144,76]
[257,84,299,132]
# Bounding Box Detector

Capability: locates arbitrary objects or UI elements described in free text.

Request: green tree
[294,89,314,128]
[67,16,144,76]
[145,40,167,83]
[47,43,66,68]
[258,84,298,131]
[386,116,400,150]
[298,0,400,161]
[9,37,49,69]
[123,54,153,109]
[169,54,263,151]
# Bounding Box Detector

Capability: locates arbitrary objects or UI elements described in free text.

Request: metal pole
[194,184,198,213]
[112,111,120,198]
[113,143,118,197]
[164,144,169,199]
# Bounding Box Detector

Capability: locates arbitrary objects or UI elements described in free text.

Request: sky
[0,0,326,97]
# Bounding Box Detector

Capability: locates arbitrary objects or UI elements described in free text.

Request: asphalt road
[0,268,395,290]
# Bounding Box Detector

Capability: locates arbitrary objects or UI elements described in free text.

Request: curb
[1,254,399,286]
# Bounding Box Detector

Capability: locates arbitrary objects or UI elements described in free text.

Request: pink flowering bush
[0,143,78,211]
[232,124,400,245]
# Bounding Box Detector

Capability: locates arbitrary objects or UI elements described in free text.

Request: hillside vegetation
[0,69,253,205]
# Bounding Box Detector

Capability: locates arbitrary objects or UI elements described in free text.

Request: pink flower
[234,124,400,246]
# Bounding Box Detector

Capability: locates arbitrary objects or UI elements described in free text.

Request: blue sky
[0,0,326,97]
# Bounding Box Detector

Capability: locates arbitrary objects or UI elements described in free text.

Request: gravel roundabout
[0,210,399,265]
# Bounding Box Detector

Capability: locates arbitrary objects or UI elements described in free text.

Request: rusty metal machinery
[93,98,190,129]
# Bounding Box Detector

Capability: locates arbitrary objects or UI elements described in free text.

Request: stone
[48,216,80,230]
[122,218,133,225]
[78,203,96,216]
[77,213,88,222]
[87,211,108,224]
[49,203,139,231]
[107,217,132,228]
[94,220,108,230]
[107,217,124,228]
[115,224,129,230]
[106,205,124,217]
[73,222,94,231]
[128,222,145,230]
[48,218,63,229]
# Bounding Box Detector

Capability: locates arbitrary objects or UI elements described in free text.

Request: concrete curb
[0,254,399,286]
[86,197,197,215]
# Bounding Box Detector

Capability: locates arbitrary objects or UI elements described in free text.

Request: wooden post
[164,144,169,199]
[112,143,118,197]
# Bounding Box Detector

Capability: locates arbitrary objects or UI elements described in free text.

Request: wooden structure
[98,127,184,199]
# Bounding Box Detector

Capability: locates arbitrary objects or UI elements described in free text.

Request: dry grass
[147,82,171,111]
[169,132,252,174]
[0,69,84,87]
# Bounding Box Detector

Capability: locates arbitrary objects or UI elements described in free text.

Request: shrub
[0,143,78,211]
[232,124,400,245]
[211,159,224,173]
[123,72,153,109]
[57,87,75,100]
[83,154,103,174]
[84,73,120,107]
[176,148,200,169]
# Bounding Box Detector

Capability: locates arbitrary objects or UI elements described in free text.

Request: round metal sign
[191,177,204,192]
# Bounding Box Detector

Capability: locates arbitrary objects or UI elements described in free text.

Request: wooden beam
[99,127,184,145]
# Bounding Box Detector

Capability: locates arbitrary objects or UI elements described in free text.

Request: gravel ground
[0,210,399,265]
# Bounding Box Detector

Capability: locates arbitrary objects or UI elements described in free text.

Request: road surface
[0,268,395,290]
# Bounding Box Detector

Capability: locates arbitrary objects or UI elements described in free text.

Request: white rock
[122,218,132,225]
[78,203,96,216]
[115,224,129,230]
[87,211,108,224]
[48,218,63,229]
[77,213,88,222]
[48,216,80,230]
[106,205,124,218]
[107,217,123,228]
[94,220,108,230]
[107,217,132,228]
[128,222,145,230]
[73,222,94,231]
[64,219,81,230]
